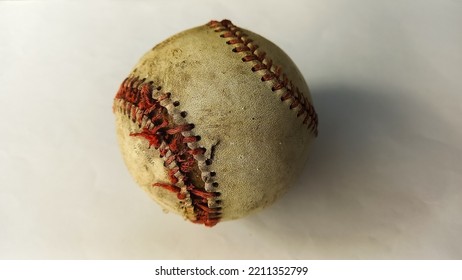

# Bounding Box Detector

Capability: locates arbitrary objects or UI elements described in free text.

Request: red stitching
[115,77,220,227]
[208,20,318,136]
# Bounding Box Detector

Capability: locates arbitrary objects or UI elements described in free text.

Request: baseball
[113,19,318,227]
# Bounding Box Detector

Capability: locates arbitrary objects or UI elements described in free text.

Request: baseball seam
[114,77,221,227]
[208,20,319,136]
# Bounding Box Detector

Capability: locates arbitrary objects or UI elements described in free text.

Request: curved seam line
[208,19,318,136]
[114,76,221,226]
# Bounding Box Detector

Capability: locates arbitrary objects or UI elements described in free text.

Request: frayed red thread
[115,76,221,227]
[153,183,181,194]
[130,129,162,149]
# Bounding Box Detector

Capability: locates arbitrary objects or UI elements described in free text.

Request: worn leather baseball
[113,19,318,227]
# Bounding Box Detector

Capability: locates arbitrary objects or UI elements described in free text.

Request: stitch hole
[173,101,180,107]
[205,159,213,165]
[164,92,171,99]
[180,111,187,118]
[156,85,162,90]
[210,171,216,177]
[212,182,219,188]
[152,118,164,126]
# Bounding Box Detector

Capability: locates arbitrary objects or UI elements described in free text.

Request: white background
[1,0,461,259]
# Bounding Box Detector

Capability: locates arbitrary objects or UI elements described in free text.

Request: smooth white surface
[1,0,461,259]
